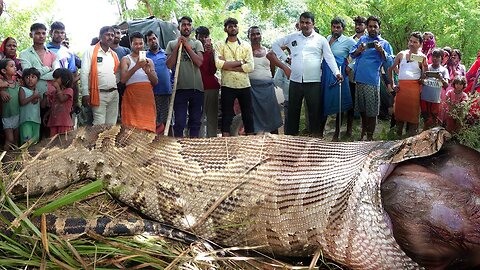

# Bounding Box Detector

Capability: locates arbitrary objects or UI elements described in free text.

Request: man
[145,30,172,133]
[389,32,426,137]
[352,16,367,41]
[20,23,59,138]
[345,16,367,136]
[20,23,59,97]
[166,16,204,138]
[214,17,255,136]
[350,16,393,141]
[111,25,131,61]
[271,12,342,136]
[320,17,356,140]
[119,31,158,132]
[111,25,131,120]
[47,22,76,73]
[248,26,283,134]
[195,26,220,137]
[80,26,120,126]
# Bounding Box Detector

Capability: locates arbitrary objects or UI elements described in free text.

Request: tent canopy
[118,17,178,49]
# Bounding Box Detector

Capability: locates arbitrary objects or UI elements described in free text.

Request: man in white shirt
[80,26,120,126]
[271,12,342,135]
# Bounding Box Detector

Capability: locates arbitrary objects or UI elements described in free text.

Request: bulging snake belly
[4,125,451,269]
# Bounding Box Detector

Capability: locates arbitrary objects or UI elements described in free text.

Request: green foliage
[0,0,56,52]
[448,91,480,149]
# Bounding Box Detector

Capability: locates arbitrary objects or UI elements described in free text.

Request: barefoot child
[445,75,468,133]
[19,67,41,145]
[0,58,20,150]
[46,68,74,136]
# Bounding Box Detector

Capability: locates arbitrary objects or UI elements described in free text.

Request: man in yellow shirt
[215,17,254,136]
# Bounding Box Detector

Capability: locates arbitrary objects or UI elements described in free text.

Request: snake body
[5,125,451,269]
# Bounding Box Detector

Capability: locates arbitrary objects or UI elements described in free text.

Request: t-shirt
[166,38,204,91]
[421,65,449,103]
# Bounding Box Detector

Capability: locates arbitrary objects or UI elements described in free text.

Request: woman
[0,37,22,73]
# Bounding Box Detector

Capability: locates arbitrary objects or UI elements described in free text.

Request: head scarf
[422,33,436,54]
[0,37,17,59]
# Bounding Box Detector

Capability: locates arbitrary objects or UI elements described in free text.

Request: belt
[99,88,117,92]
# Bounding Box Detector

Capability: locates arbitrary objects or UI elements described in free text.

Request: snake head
[390,127,452,163]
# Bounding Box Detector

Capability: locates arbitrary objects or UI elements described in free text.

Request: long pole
[164,42,183,136]
[338,79,342,141]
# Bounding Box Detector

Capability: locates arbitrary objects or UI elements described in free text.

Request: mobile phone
[425,71,440,77]
[139,50,146,61]
[366,42,376,49]
[410,54,425,62]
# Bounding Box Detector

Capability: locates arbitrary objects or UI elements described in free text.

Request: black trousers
[220,86,254,134]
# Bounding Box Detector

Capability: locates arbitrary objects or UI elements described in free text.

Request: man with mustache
[271,12,342,136]
[214,17,255,137]
[166,16,204,138]
[350,15,394,141]
[145,30,172,133]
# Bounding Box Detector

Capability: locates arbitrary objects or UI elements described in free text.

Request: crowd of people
[1,11,480,150]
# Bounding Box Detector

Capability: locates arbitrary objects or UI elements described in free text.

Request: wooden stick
[164,42,183,136]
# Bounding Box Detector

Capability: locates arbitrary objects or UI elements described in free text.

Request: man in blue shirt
[350,16,393,141]
[145,30,172,131]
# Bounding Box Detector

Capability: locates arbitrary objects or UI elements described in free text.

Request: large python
[3,125,480,269]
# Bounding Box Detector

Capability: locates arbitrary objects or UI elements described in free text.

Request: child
[46,68,74,136]
[0,58,20,150]
[445,76,468,133]
[420,48,449,130]
[19,67,41,145]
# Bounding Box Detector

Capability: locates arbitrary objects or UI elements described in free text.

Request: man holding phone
[350,16,393,141]
[119,31,158,132]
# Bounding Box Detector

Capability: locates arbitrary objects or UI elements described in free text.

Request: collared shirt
[326,34,356,59]
[47,42,77,73]
[272,31,339,83]
[19,46,59,95]
[350,35,394,86]
[147,49,172,95]
[80,44,118,97]
[214,39,254,89]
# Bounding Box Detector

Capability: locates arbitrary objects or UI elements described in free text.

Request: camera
[365,42,376,49]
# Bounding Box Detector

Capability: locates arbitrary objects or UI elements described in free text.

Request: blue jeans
[173,89,204,137]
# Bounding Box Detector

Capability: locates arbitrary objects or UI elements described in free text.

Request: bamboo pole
[164,42,183,136]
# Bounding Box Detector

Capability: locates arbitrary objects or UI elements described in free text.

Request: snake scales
[3,125,451,269]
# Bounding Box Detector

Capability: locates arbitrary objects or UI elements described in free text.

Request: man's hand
[356,43,366,54]
[336,74,344,82]
[179,36,191,50]
[374,41,384,53]
[82,95,90,106]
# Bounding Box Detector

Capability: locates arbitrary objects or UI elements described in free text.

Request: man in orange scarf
[80,26,119,125]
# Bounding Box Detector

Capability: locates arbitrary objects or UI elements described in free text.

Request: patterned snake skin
[4,125,451,270]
